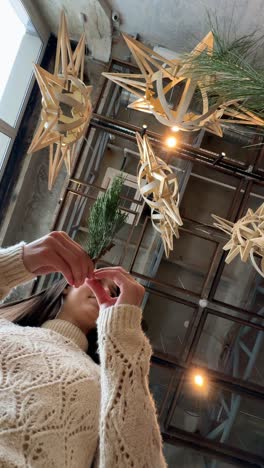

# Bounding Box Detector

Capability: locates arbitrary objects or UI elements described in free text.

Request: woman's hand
[23,231,94,287]
[86,266,145,309]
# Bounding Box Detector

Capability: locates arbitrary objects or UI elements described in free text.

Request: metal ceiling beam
[162,429,263,467]
[151,352,264,401]
[90,113,264,183]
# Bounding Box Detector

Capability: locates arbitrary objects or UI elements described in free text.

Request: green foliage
[181,14,264,119]
[85,175,128,261]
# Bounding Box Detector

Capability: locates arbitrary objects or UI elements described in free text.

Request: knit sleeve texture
[96,304,167,468]
[0,243,35,301]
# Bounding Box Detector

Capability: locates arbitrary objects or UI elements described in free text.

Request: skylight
[0,0,25,100]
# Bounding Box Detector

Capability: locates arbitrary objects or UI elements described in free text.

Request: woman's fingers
[86,279,116,307]
[93,268,145,307]
[52,231,94,281]
[23,231,94,286]
[46,232,93,286]
[51,237,84,287]
[93,269,131,287]
[94,266,130,276]
[55,232,85,281]
[33,252,74,286]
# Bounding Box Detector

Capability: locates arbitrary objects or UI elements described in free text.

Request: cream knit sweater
[0,243,167,468]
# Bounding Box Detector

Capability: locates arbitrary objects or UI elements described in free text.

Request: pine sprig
[85,175,128,261]
[181,17,264,119]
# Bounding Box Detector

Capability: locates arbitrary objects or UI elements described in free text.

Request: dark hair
[0,277,100,364]
[0,263,148,364]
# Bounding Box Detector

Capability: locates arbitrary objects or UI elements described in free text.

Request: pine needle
[85,175,128,261]
[181,15,264,120]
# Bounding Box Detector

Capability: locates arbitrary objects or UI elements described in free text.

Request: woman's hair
[0,265,148,364]
[0,277,100,364]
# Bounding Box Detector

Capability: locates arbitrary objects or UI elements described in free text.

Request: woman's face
[57,278,117,334]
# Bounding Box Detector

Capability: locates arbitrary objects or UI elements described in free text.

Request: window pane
[214,255,261,310]
[149,365,174,413]
[0,132,11,171]
[193,313,264,387]
[163,443,238,468]
[155,232,217,295]
[181,164,239,225]
[143,292,196,357]
[0,0,42,126]
[170,376,264,457]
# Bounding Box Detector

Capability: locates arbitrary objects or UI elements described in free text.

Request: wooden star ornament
[136,133,183,257]
[212,204,264,277]
[28,11,92,189]
[103,33,264,136]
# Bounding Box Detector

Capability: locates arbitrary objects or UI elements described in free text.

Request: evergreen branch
[85,175,128,261]
[181,16,264,120]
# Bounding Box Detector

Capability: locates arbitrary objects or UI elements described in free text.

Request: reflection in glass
[155,232,216,295]
[193,313,264,387]
[214,255,263,310]
[181,166,238,226]
[170,376,264,457]
[163,442,238,468]
[143,293,196,357]
[149,365,173,413]
[243,184,264,214]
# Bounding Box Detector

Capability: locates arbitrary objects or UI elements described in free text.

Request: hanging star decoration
[212,204,264,276]
[28,11,92,189]
[136,133,183,257]
[102,33,264,137]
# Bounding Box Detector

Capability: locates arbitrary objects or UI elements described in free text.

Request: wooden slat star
[103,32,264,136]
[212,204,264,276]
[136,133,183,257]
[28,11,92,189]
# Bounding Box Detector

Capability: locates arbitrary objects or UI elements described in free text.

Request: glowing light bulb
[221,152,226,157]
[166,136,177,148]
[142,124,148,129]
[194,374,204,387]
[171,126,180,132]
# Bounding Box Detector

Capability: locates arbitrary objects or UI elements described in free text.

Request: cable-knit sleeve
[96,304,167,468]
[0,243,35,301]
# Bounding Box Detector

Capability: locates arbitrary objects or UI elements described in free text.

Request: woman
[0,231,166,467]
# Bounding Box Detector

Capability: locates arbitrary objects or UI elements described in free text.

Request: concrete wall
[109,0,264,58]
[34,0,112,62]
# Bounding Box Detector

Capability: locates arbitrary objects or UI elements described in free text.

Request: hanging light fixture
[165,136,177,148]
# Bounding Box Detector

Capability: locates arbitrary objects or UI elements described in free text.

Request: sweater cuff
[97,304,142,334]
[0,242,35,289]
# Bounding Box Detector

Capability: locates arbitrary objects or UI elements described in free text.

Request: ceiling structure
[6,0,264,466]
[109,0,264,52]
[30,53,264,466]
[34,0,264,61]
[33,0,112,62]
